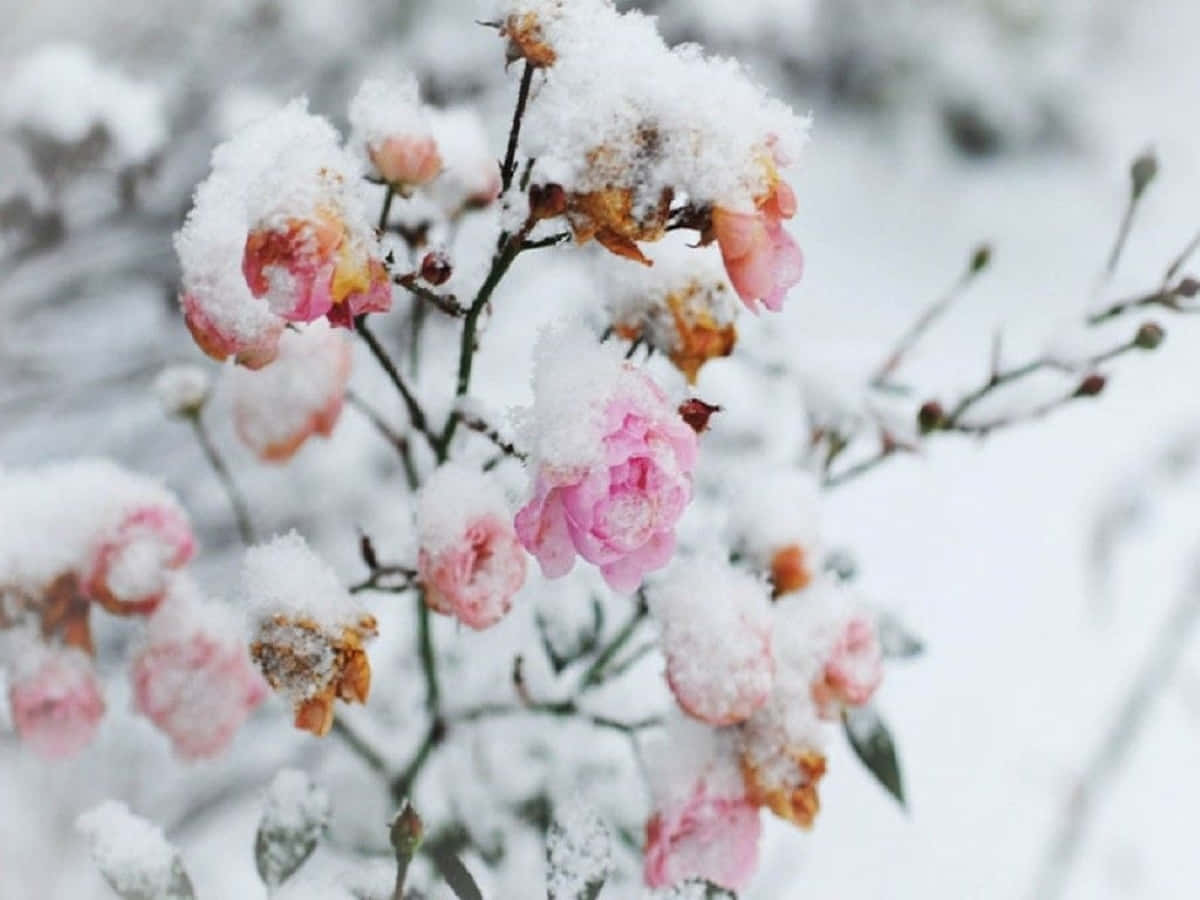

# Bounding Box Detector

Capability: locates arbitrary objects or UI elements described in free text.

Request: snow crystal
[495,0,811,210]
[417,462,515,555]
[153,365,211,419]
[0,459,186,599]
[545,801,612,899]
[231,321,351,460]
[1,43,166,166]
[241,531,365,630]
[76,801,193,900]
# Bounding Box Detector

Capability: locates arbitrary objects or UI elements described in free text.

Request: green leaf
[843,705,906,808]
[433,847,484,900]
[876,612,925,659]
[254,770,330,888]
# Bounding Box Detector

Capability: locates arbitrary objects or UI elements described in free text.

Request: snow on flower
[176,99,390,367]
[0,459,194,618]
[649,558,773,726]
[426,106,502,214]
[643,716,761,891]
[6,643,105,760]
[231,320,352,463]
[130,576,267,759]
[494,0,808,287]
[348,77,442,191]
[243,532,377,737]
[812,614,883,720]
[416,463,527,630]
[603,235,738,384]
[153,364,211,419]
[514,327,698,593]
[727,467,822,597]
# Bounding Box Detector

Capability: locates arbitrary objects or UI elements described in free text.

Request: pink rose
[812,615,883,719]
[369,135,442,188]
[515,366,697,593]
[419,514,527,630]
[233,322,352,463]
[644,779,762,891]
[242,207,391,327]
[131,590,267,759]
[417,464,527,630]
[181,291,282,370]
[711,177,803,314]
[8,647,106,760]
[82,506,195,616]
[652,560,774,726]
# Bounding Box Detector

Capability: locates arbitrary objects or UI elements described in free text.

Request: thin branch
[1164,227,1200,284]
[350,564,419,594]
[189,416,255,545]
[355,314,438,454]
[521,232,571,251]
[378,185,396,233]
[461,414,528,461]
[346,390,419,489]
[394,273,465,317]
[872,245,990,385]
[577,594,649,693]
[500,62,534,194]
[449,701,663,736]
[1032,571,1200,900]
[331,715,390,776]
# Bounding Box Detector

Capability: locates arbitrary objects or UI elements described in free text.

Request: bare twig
[461,414,528,461]
[346,390,419,489]
[355,314,438,455]
[394,273,465,317]
[189,415,255,546]
[500,62,534,194]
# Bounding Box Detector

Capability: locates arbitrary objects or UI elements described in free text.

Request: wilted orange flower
[769,544,812,597]
[740,747,827,828]
[501,12,557,67]
[250,612,377,737]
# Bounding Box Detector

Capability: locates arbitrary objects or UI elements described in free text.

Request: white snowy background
[3,0,1200,897]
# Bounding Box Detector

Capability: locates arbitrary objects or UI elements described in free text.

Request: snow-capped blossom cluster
[515,328,698,593]
[6,643,106,760]
[243,533,377,737]
[727,467,823,596]
[604,236,739,384]
[348,77,442,191]
[643,718,762,891]
[416,463,527,630]
[130,577,267,760]
[231,321,353,462]
[0,43,166,167]
[175,99,391,367]
[649,559,774,727]
[0,459,194,623]
[491,0,808,310]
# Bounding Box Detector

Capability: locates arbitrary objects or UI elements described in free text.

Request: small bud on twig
[678,398,721,434]
[1076,373,1107,397]
[1177,277,1199,298]
[917,400,945,434]
[1130,150,1159,200]
[390,801,424,900]
[970,243,992,274]
[1134,321,1165,350]
[360,533,380,571]
[419,251,452,286]
[529,182,567,221]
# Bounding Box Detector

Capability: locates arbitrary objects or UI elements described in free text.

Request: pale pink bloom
[515,368,697,593]
[419,514,527,630]
[711,177,803,314]
[8,647,106,760]
[82,506,195,616]
[652,560,774,726]
[180,291,282,370]
[131,591,267,759]
[812,615,883,719]
[644,779,761,891]
[232,322,352,463]
[369,135,442,188]
[242,206,391,327]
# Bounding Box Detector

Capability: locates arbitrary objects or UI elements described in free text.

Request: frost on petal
[242,532,376,736]
[76,801,194,900]
[131,577,267,760]
[6,643,105,760]
[417,463,527,630]
[0,459,193,616]
[514,326,697,593]
[643,716,761,891]
[232,321,352,463]
[650,559,774,726]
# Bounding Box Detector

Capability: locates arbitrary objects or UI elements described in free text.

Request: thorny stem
[461,414,528,461]
[189,415,255,546]
[346,390,419,490]
[355,314,438,455]
[500,62,534,194]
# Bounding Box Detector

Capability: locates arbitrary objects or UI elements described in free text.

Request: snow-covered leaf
[876,611,925,659]
[255,769,331,888]
[76,801,195,900]
[843,705,905,808]
[545,804,611,899]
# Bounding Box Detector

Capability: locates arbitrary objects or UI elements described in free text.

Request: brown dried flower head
[740,746,827,828]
